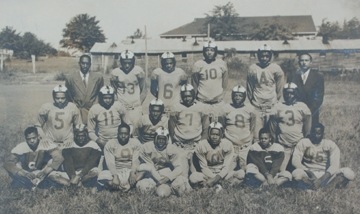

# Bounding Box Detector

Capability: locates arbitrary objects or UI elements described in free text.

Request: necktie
[83,74,87,87]
[302,72,306,84]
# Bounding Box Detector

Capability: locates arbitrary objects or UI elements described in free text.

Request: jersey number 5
[54,112,65,129]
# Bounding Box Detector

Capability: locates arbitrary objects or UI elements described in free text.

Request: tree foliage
[318,19,341,43]
[318,17,360,43]
[251,23,294,40]
[204,2,239,40]
[0,26,21,52]
[0,26,56,59]
[60,14,106,52]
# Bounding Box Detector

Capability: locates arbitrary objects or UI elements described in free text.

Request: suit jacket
[290,69,324,113]
[65,71,104,123]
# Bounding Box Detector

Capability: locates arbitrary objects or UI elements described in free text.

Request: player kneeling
[245,128,292,187]
[138,99,169,144]
[136,127,191,197]
[190,122,243,190]
[4,126,65,189]
[97,123,142,191]
[292,123,355,189]
[58,124,102,187]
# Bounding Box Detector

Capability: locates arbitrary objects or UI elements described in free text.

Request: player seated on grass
[268,82,312,171]
[88,85,130,149]
[245,128,292,187]
[150,51,188,113]
[292,123,355,189]
[37,85,82,149]
[220,85,257,171]
[97,123,142,192]
[136,127,191,197]
[4,126,65,189]
[137,99,169,144]
[110,50,146,133]
[60,124,102,187]
[190,122,243,189]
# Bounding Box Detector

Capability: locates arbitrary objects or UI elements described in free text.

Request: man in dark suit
[65,55,104,124]
[289,53,324,126]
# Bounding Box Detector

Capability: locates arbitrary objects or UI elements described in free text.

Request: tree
[0,27,56,59]
[251,23,294,41]
[60,14,106,52]
[17,32,57,59]
[318,19,341,44]
[341,17,360,39]
[203,2,239,40]
[0,26,21,52]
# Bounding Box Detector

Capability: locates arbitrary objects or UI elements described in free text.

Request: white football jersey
[151,67,187,109]
[38,102,81,142]
[111,66,145,107]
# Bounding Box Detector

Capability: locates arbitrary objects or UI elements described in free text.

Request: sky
[0,0,359,49]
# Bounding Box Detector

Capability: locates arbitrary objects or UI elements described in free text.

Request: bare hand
[128,171,137,186]
[266,174,276,185]
[36,171,47,180]
[70,175,81,185]
[206,175,221,187]
[158,177,170,185]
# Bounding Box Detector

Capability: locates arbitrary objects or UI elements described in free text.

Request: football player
[220,85,257,171]
[110,50,146,131]
[292,123,355,189]
[190,122,243,189]
[268,83,312,171]
[37,85,82,149]
[88,85,130,149]
[136,127,191,197]
[246,128,292,187]
[4,126,65,189]
[97,123,142,191]
[150,52,188,113]
[61,124,102,187]
[169,84,210,172]
[137,99,169,144]
[191,41,228,122]
[246,44,285,136]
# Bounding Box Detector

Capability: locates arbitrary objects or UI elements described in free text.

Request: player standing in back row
[247,44,285,135]
[191,41,228,123]
[151,52,188,113]
[110,50,146,132]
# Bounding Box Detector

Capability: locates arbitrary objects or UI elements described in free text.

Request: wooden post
[104,55,108,74]
[157,55,160,68]
[207,24,210,40]
[0,53,3,72]
[31,55,36,74]
[144,25,148,80]
[101,54,105,74]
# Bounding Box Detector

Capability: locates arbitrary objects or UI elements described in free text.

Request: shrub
[53,71,66,81]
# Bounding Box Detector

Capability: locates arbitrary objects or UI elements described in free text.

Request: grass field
[0,57,359,214]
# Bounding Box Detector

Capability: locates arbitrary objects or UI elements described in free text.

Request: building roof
[160,15,317,38]
[90,39,360,55]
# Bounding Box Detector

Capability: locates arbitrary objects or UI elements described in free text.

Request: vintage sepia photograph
[0,0,359,213]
